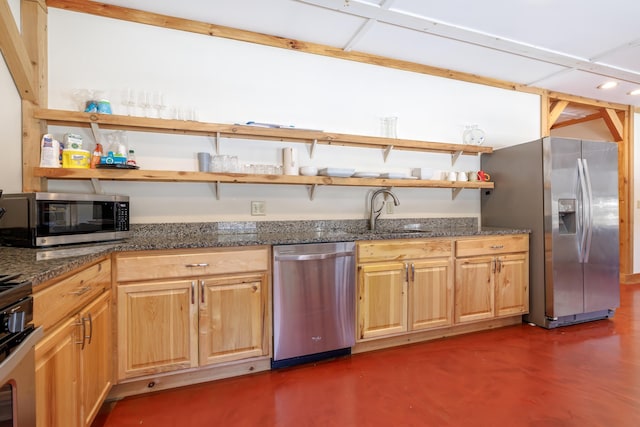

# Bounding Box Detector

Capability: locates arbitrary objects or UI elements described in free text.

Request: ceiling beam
[0,0,37,101]
[298,0,640,86]
[46,0,542,96]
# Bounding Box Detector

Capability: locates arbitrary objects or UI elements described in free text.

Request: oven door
[0,327,43,427]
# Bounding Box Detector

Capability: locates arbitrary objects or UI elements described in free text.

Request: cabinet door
[454,256,495,323]
[410,258,453,330]
[35,317,80,427]
[117,280,198,380]
[357,262,407,340]
[495,253,529,317]
[80,291,112,427]
[199,273,268,366]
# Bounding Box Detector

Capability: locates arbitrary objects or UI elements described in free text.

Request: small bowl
[299,166,318,176]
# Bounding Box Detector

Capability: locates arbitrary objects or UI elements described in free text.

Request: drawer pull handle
[186,263,209,268]
[490,245,504,249]
[75,319,85,349]
[70,286,92,296]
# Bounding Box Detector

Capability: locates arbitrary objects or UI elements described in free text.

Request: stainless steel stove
[0,272,41,427]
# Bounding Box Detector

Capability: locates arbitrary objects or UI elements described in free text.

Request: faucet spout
[369,188,400,231]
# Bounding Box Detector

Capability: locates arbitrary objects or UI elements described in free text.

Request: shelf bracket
[210,182,220,200]
[383,145,394,162]
[309,139,318,158]
[214,132,221,154]
[451,150,463,166]
[90,122,102,144]
[451,187,463,200]
[307,184,318,201]
[90,178,104,195]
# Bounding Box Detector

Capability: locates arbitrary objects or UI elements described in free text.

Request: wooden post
[21,0,48,192]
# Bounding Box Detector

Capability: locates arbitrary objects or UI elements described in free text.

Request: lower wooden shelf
[34,167,495,189]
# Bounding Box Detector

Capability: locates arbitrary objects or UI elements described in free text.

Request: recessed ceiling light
[597,81,618,89]
[628,89,640,96]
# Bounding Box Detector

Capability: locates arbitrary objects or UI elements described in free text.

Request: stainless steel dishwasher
[272,241,356,368]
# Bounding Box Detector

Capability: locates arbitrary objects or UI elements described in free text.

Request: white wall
[13,9,541,224]
[0,0,22,194]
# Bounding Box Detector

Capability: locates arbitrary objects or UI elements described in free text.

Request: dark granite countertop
[0,218,529,288]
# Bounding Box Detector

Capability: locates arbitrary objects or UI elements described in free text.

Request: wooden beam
[618,106,633,280]
[546,91,629,111]
[45,0,543,96]
[540,93,549,137]
[550,112,603,130]
[21,0,48,191]
[0,0,37,101]
[548,100,569,127]
[602,108,624,142]
[22,0,48,105]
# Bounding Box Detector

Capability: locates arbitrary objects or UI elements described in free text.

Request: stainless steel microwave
[0,192,130,247]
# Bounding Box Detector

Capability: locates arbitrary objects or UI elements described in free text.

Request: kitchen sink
[375,224,432,234]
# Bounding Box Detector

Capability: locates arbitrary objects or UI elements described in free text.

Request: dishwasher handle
[274,251,354,262]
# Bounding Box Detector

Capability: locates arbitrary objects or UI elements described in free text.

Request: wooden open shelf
[33,109,493,156]
[34,167,494,189]
[33,109,494,198]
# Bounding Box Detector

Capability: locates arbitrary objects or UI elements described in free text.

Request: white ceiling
[96,0,640,109]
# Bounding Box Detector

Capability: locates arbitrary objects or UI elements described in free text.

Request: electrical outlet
[251,201,266,216]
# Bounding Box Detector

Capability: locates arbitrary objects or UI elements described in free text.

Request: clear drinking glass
[381,117,398,138]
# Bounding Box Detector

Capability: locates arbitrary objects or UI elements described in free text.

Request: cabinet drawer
[116,246,270,282]
[34,258,111,331]
[455,235,529,257]
[358,239,452,263]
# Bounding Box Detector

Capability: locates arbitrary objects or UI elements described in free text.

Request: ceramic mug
[468,171,478,182]
[477,170,491,181]
[447,171,458,181]
[457,171,468,181]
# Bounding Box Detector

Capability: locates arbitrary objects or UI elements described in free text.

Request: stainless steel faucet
[369,188,400,231]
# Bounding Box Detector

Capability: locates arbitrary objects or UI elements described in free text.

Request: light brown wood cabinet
[454,235,529,324]
[357,239,454,340]
[34,258,112,427]
[115,247,270,381]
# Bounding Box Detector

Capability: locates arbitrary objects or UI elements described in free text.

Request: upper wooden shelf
[33,109,493,156]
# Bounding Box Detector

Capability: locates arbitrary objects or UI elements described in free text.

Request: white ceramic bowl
[299,166,318,176]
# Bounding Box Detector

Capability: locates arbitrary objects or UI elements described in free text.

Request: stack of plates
[353,172,380,178]
[318,168,356,177]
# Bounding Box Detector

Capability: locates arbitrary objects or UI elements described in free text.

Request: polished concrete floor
[93,284,640,426]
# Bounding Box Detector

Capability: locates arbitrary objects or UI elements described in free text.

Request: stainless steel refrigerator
[481,137,619,328]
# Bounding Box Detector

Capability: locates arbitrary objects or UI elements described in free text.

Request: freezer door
[581,140,619,312]
[546,138,584,318]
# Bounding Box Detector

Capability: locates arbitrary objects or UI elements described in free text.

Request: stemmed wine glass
[122,88,136,116]
[137,91,151,117]
[151,91,166,119]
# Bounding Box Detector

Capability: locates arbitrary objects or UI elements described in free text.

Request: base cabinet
[454,235,529,324]
[115,247,270,382]
[35,290,112,427]
[357,239,454,340]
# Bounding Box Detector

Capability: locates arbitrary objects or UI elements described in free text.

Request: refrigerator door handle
[582,158,594,263]
[577,159,588,263]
